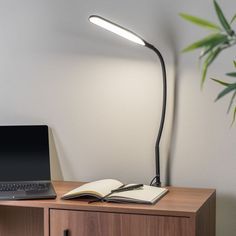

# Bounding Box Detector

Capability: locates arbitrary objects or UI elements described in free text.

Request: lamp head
[89,15,145,46]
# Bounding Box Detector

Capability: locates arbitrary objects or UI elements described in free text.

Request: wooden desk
[0,181,215,236]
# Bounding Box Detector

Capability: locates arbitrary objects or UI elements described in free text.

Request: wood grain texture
[0,181,216,236]
[0,206,43,236]
[43,207,49,236]
[196,191,216,236]
[50,209,192,236]
[0,182,215,217]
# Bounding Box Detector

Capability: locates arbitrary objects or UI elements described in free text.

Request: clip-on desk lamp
[89,15,167,187]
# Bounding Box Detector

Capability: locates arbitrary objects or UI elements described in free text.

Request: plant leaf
[199,35,228,58]
[200,46,213,58]
[211,78,231,86]
[230,14,236,24]
[226,72,236,77]
[234,61,236,68]
[231,107,236,126]
[215,83,236,101]
[182,34,227,52]
[214,0,232,34]
[227,91,236,113]
[201,48,221,87]
[179,13,221,30]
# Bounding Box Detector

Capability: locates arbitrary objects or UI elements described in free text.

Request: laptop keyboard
[0,183,49,192]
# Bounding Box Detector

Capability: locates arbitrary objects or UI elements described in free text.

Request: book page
[62,179,123,198]
[108,185,168,204]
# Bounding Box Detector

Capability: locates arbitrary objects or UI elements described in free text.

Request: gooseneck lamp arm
[144,42,167,187]
[89,15,167,187]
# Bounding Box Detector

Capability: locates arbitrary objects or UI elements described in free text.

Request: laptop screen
[0,125,51,182]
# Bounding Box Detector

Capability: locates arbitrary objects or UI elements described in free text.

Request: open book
[61,179,168,204]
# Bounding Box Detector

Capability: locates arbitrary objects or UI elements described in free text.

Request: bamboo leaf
[234,61,236,68]
[231,107,236,126]
[201,48,221,87]
[200,46,213,58]
[200,45,217,59]
[226,72,236,77]
[199,35,228,58]
[214,0,232,34]
[202,63,208,88]
[215,83,236,101]
[182,34,227,52]
[230,14,236,24]
[227,91,236,113]
[179,13,221,30]
[211,78,231,86]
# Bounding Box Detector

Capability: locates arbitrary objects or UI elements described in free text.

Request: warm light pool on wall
[89,15,167,187]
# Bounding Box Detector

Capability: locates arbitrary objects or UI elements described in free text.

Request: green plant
[180,0,236,123]
[212,61,236,125]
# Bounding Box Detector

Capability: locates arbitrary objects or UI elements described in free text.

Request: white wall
[170,1,236,235]
[0,0,235,235]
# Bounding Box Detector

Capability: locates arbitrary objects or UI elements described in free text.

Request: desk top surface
[0,181,215,217]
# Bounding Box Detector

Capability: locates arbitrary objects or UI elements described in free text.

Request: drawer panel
[0,206,44,236]
[50,209,192,236]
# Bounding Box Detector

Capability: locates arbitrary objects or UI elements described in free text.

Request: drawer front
[0,206,44,236]
[50,209,193,236]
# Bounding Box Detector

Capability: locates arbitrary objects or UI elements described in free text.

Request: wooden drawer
[50,209,192,236]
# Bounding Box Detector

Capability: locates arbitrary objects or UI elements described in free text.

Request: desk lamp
[89,15,167,187]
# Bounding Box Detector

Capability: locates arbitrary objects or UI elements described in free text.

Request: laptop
[0,125,57,200]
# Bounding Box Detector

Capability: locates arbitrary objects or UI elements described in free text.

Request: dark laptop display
[0,125,57,200]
